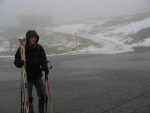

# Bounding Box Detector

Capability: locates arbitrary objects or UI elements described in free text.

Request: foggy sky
[0,0,150,26]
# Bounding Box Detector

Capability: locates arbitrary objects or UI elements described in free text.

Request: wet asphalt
[0,51,150,113]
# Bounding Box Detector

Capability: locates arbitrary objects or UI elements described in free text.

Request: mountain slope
[47,11,150,54]
[0,12,150,56]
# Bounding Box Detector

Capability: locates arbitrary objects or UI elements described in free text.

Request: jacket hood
[26,30,39,44]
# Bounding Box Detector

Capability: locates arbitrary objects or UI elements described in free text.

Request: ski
[19,38,29,113]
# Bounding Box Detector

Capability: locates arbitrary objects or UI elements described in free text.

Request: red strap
[45,80,51,103]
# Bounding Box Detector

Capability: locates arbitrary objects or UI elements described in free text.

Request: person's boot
[39,96,45,113]
[28,101,34,113]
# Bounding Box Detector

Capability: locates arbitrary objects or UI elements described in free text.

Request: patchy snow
[1,16,150,57]
[133,38,150,47]
[0,37,10,52]
[111,17,150,35]
[44,16,150,55]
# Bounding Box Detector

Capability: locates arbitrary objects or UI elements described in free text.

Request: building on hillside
[19,14,51,28]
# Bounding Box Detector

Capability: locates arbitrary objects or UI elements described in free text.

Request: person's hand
[19,60,24,67]
[49,64,52,69]
[47,61,52,69]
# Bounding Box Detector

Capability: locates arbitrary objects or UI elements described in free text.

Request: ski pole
[21,81,23,113]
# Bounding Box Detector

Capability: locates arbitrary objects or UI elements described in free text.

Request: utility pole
[74,32,78,49]
[85,41,88,53]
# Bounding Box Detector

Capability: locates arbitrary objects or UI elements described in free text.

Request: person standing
[14,30,49,113]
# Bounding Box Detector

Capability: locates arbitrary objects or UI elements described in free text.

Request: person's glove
[45,69,49,80]
[47,61,52,69]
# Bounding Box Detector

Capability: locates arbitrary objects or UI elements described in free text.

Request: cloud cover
[0,0,149,26]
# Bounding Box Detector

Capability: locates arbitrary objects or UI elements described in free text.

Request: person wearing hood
[14,30,49,113]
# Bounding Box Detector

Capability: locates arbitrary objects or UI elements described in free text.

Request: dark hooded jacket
[14,30,48,82]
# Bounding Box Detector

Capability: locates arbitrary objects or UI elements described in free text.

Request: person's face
[29,37,37,44]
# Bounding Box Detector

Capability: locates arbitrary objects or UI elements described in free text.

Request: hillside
[0,11,150,56]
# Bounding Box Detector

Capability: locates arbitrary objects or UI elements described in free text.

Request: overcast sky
[0,0,150,26]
